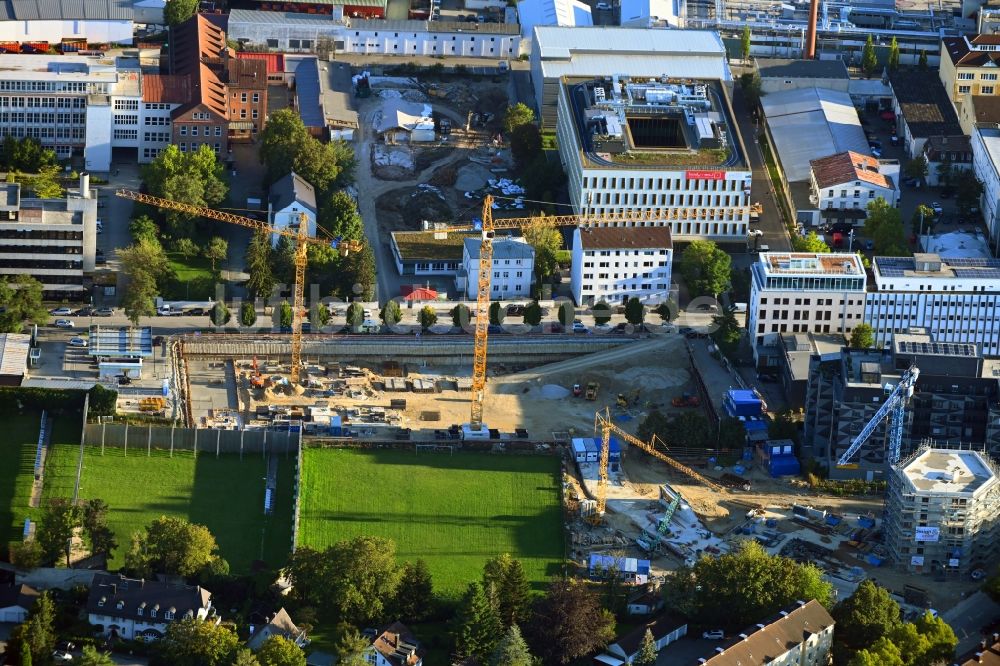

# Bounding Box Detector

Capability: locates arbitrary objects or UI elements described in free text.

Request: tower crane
[462,196,753,432]
[115,189,362,382]
[837,365,920,468]
[590,407,725,521]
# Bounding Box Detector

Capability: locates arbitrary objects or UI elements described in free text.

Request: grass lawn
[0,409,82,546]
[43,443,295,573]
[164,251,216,300]
[298,449,564,599]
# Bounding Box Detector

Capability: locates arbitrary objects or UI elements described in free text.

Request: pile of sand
[540,384,571,399]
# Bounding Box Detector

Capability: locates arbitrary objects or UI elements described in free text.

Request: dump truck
[585,382,599,400]
[671,392,701,407]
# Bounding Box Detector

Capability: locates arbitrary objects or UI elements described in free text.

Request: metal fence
[82,423,298,458]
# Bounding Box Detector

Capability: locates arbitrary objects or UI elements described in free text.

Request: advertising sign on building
[686,170,725,180]
[910,555,924,566]
[914,527,940,542]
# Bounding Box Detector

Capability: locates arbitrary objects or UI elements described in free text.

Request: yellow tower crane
[115,189,362,382]
[463,196,752,432]
[592,407,725,520]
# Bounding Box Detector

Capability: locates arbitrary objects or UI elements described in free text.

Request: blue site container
[767,455,801,477]
[330,415,343,437]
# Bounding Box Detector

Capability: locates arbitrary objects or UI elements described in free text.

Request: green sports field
[42,442,295,573]
[0,410,82,546]
[298,449,564,596]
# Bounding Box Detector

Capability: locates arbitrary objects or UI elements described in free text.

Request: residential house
[808,151,899,225]
[570,226,673,306]
[390,229,477,278]
[956,633,1000,665]
[247,608,308,651]
[922,135,973,186]
[593,614,688,665]
[0,583,38,623]
[459,236,534,300]
[940,35,1000,105]
[86,573,214,642]
[888,70,963,159]
[689,599,834,666]
[268,172,317,247]
[957,93,1000,135]
[626,585,665,616]
[364,622,425,666]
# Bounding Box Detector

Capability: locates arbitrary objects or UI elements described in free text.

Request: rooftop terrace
[901,448,996,496]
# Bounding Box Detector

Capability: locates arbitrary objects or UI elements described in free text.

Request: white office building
[750,252,867,366]
[460,236,534,299]
[570,226,673,305]
[0,0,136,46]
[809,150,900,220]
[865,254,1000,356]
[555,74,752,241]
[971,125,1000,251]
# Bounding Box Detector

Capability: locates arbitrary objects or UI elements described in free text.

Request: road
[944,591,1000,656]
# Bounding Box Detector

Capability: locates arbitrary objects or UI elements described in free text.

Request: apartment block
[885,447,1000,576]
[555,73,752,241]
[809,150,899,220]
[460,237,534,300]
[803,332,1000,479]
[570,226,672,306]
[0,176,97,300]
[865,253,1000,356]
[940,35,1000,104]
[749,252,867,367]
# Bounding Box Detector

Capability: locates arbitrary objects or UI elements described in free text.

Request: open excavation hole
[627,116,686,148]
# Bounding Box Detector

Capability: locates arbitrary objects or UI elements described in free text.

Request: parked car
[703,630,725,640]
[596,1,612,8]
[931,202,943,215]
[506,304,526,316]
[593,323,613,333]
[890,135,900,146]
[74,307,93,316]
[50,307,73,316]
[865,240,874,250]
[52,651,73,663]
[94,307,114,317]
[54,319,74,328]
[869,146,882,158]
[117,375,132,385]
[68,337,88,347]
[572,320,589,334]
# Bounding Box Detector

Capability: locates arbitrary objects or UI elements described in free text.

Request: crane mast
[837,365,920,467]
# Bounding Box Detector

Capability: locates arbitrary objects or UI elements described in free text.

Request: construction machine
[115,189,362,383]
[590,407,725,523]
[250,356,265,389]
[671,392,701,408]
[585,382,600,401]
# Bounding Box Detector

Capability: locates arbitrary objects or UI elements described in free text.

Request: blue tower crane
[837,365,920,468]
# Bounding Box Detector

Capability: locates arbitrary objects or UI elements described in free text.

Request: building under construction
[884,446,1000,576]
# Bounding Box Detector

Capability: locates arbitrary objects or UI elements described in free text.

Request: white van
[359,319,380,334]
[732,302,748,314]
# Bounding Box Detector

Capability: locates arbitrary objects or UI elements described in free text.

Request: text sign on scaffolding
[914,527,940,542]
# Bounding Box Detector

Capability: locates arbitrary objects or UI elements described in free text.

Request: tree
[209,301,231,327]
[510,124,542,166]
[231,648,262,666]
[9,540,43,569]
[257,636,306,666]
[503,102,536,134]
[36,498,80,567]
[888,36,900,70]
[240,300,258,328]
[119,237,170,326]
[339,244,376,301]
[514,301,539,327]
[395,559,434,622]
[865,198,907,256]
[592,301,612,325]
[831,580,901,653]
[334,627,371,666]
[739,72,764,108]
[491,625,534,666]
[490,301,505,325]
[523,216,562,282]
[314,302,332,328]
[848,638,905,666]
[861,35,878,78]
[159,617,240,666]
[0,137,58,172]
[79,645,116,666]
[21,165,63,199]
[956,176,985,215]
[624,297,644,326]
[634,628,658,666]
[451,303,471,329]
[912,204,935,235]
[318,190,364,240]
[849,322,875,349]
[125,516,224,578]
[791,231,831,253]
[143,145,227,234]
[454,581,503,662]
[526,580,616,665]
[740,25,752,62]
[87,385,118,417]
[914,611,958,665]
[711,307,742,356]
[285,538,402,626]
[768,410,800,444]
[935,155,954,188]
[680,240,731,298]
[18,592,55,664]
[82,499,116,559]
[246,231,276,301]
[482,553,532,627]
[205,236,229,273]
[131,215,160,244]
[259,110,355,191]
[381,299,402,327]
[418,305,437,331]
[557,300,574,327]
[164,0,198,25]
[919,49,928,69]
[671,411,712,449]
[664,541,832,630]
[278,301,293,329]
[20,649,31,666]
[0,276,48,332]
[904,156,929,181]
[347,302,365,329]
[718,417,747,450]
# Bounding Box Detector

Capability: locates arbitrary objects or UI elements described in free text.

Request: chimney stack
[804,0,819,59]
[80,172,90,198]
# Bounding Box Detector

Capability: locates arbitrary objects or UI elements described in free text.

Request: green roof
[392,230,477,261]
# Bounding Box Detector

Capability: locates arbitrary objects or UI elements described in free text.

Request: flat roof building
[0,333,30,386]
[972,125,1000,250]
[754,58,850,95]
[885,447,1000,575]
